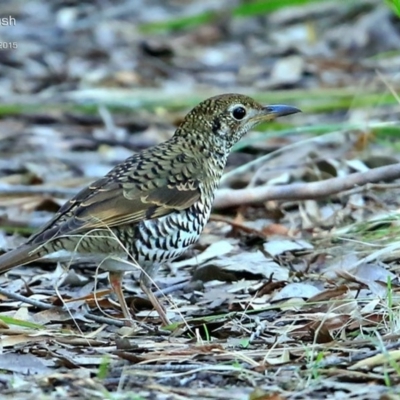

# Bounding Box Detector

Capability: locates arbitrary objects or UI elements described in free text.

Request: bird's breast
[132,195,213,265]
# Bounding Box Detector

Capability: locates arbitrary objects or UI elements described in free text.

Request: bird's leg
[104,258,170,326]
[108,271,134,324]
[140,269,171,327]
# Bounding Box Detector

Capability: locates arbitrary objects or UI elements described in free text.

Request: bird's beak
[261,104,301,121]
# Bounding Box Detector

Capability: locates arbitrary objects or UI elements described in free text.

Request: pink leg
[109,271,133,323]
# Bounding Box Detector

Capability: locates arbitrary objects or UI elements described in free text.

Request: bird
[0,93,300,326]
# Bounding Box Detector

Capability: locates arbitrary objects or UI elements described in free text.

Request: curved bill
[262,104,301,120]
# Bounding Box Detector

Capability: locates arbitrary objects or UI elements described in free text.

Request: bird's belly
[132,204,210,266]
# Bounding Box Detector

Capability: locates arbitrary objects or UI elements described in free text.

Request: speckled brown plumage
[0,93,300,325]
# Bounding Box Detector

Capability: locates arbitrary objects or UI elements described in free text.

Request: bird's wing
[28,149,203,246]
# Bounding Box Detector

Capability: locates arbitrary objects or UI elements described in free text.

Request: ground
[1,1,400,399]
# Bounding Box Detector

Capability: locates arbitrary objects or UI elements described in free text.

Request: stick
[214,163,400,208]
[0,287,125,327]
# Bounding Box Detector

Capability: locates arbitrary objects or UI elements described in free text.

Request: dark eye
[232,106,246,120]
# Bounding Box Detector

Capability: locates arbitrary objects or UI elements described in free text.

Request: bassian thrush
[0,94,300,326]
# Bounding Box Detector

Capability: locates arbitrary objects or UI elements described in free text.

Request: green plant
[97,356,110,380]
[386,0,400,17]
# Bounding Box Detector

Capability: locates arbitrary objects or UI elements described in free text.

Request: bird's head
[176,93,300,153]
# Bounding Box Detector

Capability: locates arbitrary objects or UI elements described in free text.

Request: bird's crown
[174,93,300,151]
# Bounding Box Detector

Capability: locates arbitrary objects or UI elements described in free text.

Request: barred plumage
[0,94,300,325]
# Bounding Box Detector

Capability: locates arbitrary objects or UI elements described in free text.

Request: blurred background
[1,0,400,245]
[1,0,400,116]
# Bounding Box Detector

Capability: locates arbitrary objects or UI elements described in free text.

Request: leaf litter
[1,0,400,399]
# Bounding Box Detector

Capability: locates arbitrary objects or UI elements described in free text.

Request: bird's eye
[232,106,246,120]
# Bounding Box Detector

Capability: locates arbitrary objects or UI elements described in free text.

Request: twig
[340,182,400,197]
[319,340,400,368]
[0,286,125,327]
[0,287,54,309]
[214,163,400,208]
[84,313,125,327]
[210,215,266,237]
[0,184,78,198]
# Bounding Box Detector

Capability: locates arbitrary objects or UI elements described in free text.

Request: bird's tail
[0,245,42,274]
